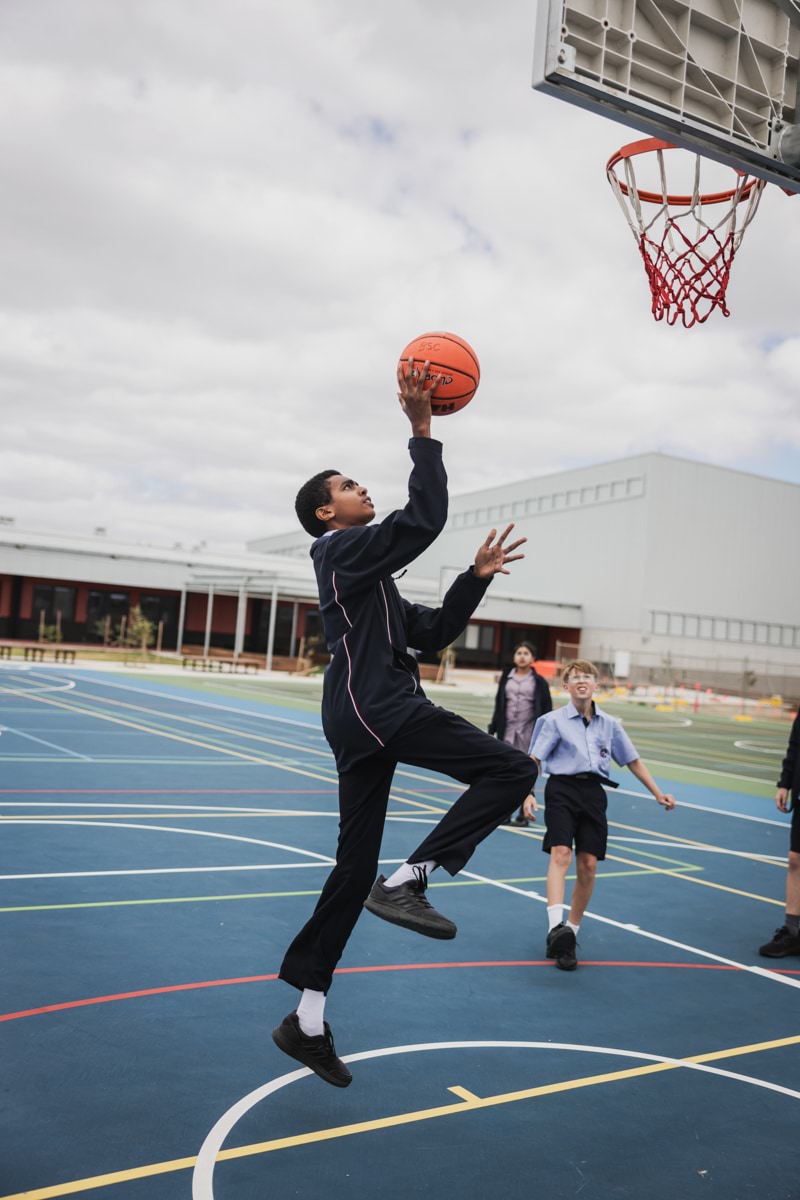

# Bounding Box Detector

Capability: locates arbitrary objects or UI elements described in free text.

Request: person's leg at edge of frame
[759,849,800,957]
[272,755,396,1088]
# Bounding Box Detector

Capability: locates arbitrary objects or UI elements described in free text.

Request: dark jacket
[312,437,491,772]
[778,713,800,799]
[488,665,552,740]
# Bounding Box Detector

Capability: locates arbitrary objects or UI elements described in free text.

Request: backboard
[533,0,800,193]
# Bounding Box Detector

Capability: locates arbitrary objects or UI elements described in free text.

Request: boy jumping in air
[272,360,537,1086]
[524,659,676,971]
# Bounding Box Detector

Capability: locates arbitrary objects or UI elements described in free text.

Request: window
[512,501,525,517]
[476,509,487,523]
[782,626,794,648]
[611,480,625,499]
[525,498,539,514]
[652,612,668,634]
[540,495,552,513]
[581,487,595,504]
[627,477,643,496]
[713,619,727,640]
[567,490,580,507]
[684,615,699,637]
[31,584,76,623]
[699,617,713,638]
[755,623,768,644]
[728,620,741,641]
[669,613,684,636]
[596,483,610,502]
[500,504,513,519]
[741,621,754,642]
[768,625,781,646]
[488,506,500,520]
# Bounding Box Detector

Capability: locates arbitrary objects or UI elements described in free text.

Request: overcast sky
[1,0,798,552]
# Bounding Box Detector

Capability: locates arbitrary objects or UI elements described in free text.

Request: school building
[1,452,798,694]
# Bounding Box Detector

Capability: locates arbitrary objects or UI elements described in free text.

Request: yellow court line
[608,818,785,869]
[654,871,783,907]
[5,1031,800,1199]
[14,691,443,815]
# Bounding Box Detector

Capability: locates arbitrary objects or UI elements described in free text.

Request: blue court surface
[0,665,797,1200]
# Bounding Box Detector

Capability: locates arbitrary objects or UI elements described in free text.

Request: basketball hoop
[606,138,767,328]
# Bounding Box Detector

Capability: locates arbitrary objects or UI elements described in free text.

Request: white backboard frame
[533,0,800,193]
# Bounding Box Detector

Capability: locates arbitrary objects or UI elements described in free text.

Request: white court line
[0,724,91,761]
[733,741,783,754]
[192,1040,800,1200]
[460,869,800,991]
[0,820,337,863]
[68,673,324,733]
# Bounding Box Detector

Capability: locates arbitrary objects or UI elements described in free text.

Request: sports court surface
[0,664,797,1200]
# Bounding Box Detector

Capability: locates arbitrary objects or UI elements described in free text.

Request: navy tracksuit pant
[279,703,537,993]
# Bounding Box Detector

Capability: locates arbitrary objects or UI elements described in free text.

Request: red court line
[4,960,799,1024]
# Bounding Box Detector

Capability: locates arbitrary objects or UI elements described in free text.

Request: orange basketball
[398,331,480,416]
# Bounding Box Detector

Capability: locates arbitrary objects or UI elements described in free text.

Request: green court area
[151,673,792,799]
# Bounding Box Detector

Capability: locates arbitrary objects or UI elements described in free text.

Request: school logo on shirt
[598,744,610,759]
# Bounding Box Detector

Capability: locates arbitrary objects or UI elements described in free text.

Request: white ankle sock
[297,988,326,1037]
[547,904,563,932]
[567,920,580,936]
[384,860,437,888]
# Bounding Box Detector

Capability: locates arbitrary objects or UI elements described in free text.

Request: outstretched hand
[474,524,526,579]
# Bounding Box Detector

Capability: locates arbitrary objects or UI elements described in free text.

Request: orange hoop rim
[606,137,762,207]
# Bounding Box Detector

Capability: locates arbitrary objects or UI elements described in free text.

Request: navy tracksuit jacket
[312,436,490,771]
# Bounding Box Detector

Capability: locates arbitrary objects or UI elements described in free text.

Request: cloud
[0,0,798,552]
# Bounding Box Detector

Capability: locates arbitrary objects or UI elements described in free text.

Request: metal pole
[234,585,247,661]
[176,588,187,654]
[203,586,214,659]
[265,583,278,672]
[289,600,299,657]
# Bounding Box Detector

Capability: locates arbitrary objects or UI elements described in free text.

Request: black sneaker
[271,1012,352,1088]
[546,922,578,971]
[758,926,800,958]
[364,867,457,939]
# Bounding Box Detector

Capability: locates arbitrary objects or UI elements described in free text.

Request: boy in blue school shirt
[524,659,676,971]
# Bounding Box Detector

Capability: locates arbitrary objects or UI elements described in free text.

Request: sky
[1,0,799,552]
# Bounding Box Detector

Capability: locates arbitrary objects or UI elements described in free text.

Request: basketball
[398,331,480,416]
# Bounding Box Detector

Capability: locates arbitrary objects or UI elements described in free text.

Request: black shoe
[546,922,578,971]
[510,815,530,827]
[758,925,800,958]
[364,867,457,939]
[271,1011,352,1088]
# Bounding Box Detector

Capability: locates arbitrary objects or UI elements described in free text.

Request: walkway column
[289,600,299,656]
[233,584,247,661]
[176,587,187,654]
[203,586,214,658]
[265,583,279,672]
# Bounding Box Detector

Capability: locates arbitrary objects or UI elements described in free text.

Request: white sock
[296,989,326,1037]
[384,860,437,888]
[547,904,563,932]
[567,920,580,936]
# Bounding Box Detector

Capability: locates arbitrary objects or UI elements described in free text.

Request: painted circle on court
[192,1039,800,1198]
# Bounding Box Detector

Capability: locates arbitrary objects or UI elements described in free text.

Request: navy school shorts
[543,773,609,860]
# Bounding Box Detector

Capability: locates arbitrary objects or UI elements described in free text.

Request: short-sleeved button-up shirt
[529,701,638,779]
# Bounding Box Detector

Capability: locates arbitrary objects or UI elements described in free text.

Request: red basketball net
[606,138,766,328]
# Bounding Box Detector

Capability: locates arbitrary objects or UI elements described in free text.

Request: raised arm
[326,362,448,591]
[401,524,526,652]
